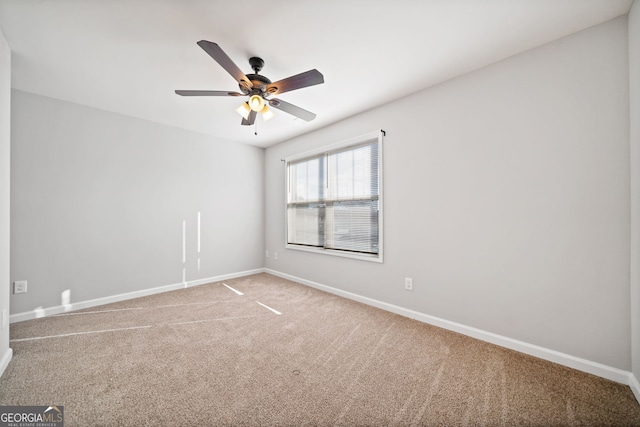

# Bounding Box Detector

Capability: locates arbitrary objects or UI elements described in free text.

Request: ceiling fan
[175,41,324,126]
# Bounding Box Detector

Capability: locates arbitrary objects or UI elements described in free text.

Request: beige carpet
[1,273,639,426]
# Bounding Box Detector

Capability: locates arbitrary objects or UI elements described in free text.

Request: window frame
[284,130,384,263]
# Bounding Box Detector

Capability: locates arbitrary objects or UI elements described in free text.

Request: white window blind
[286,131,383,260]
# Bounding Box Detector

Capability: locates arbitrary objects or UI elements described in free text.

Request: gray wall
[10,90,264,314]
[629,0,640,387]
[265,17,631,370]
[0,27,11,371]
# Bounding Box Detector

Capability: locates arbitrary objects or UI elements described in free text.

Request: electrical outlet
[404,278,413,291]
[265,250,269,258]
[13,280,28,294]
[274,252,278,260]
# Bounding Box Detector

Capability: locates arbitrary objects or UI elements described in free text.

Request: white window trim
[284,130,384,263]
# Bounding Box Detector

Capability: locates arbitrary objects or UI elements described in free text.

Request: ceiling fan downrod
[249,57,264,74]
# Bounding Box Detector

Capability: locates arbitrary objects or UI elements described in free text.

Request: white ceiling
[0,0,633,147]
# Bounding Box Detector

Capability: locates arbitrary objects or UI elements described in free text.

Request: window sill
[286,244,383,263]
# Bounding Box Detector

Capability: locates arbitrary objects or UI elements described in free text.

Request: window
[285,131,383,262]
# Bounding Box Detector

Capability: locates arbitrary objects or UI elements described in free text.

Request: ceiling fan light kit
[175,41,324,128]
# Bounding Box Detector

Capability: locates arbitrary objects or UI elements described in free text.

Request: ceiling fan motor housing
[245,73,271,95]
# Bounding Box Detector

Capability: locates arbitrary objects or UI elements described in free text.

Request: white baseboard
[10,268,264,324]
[0,347,12,378]
[265,268,637,392]
[631,373,640,404]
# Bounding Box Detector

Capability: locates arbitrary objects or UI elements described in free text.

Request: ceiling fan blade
[241,110,257,126]
[175,90,244,96]
[197,40,252,91]
[266,69,324,96]
[268,98,317,121]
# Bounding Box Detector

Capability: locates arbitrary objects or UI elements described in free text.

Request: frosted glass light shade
[249,95,265,112]
[261,105,274,121]
[236,102,251,120]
